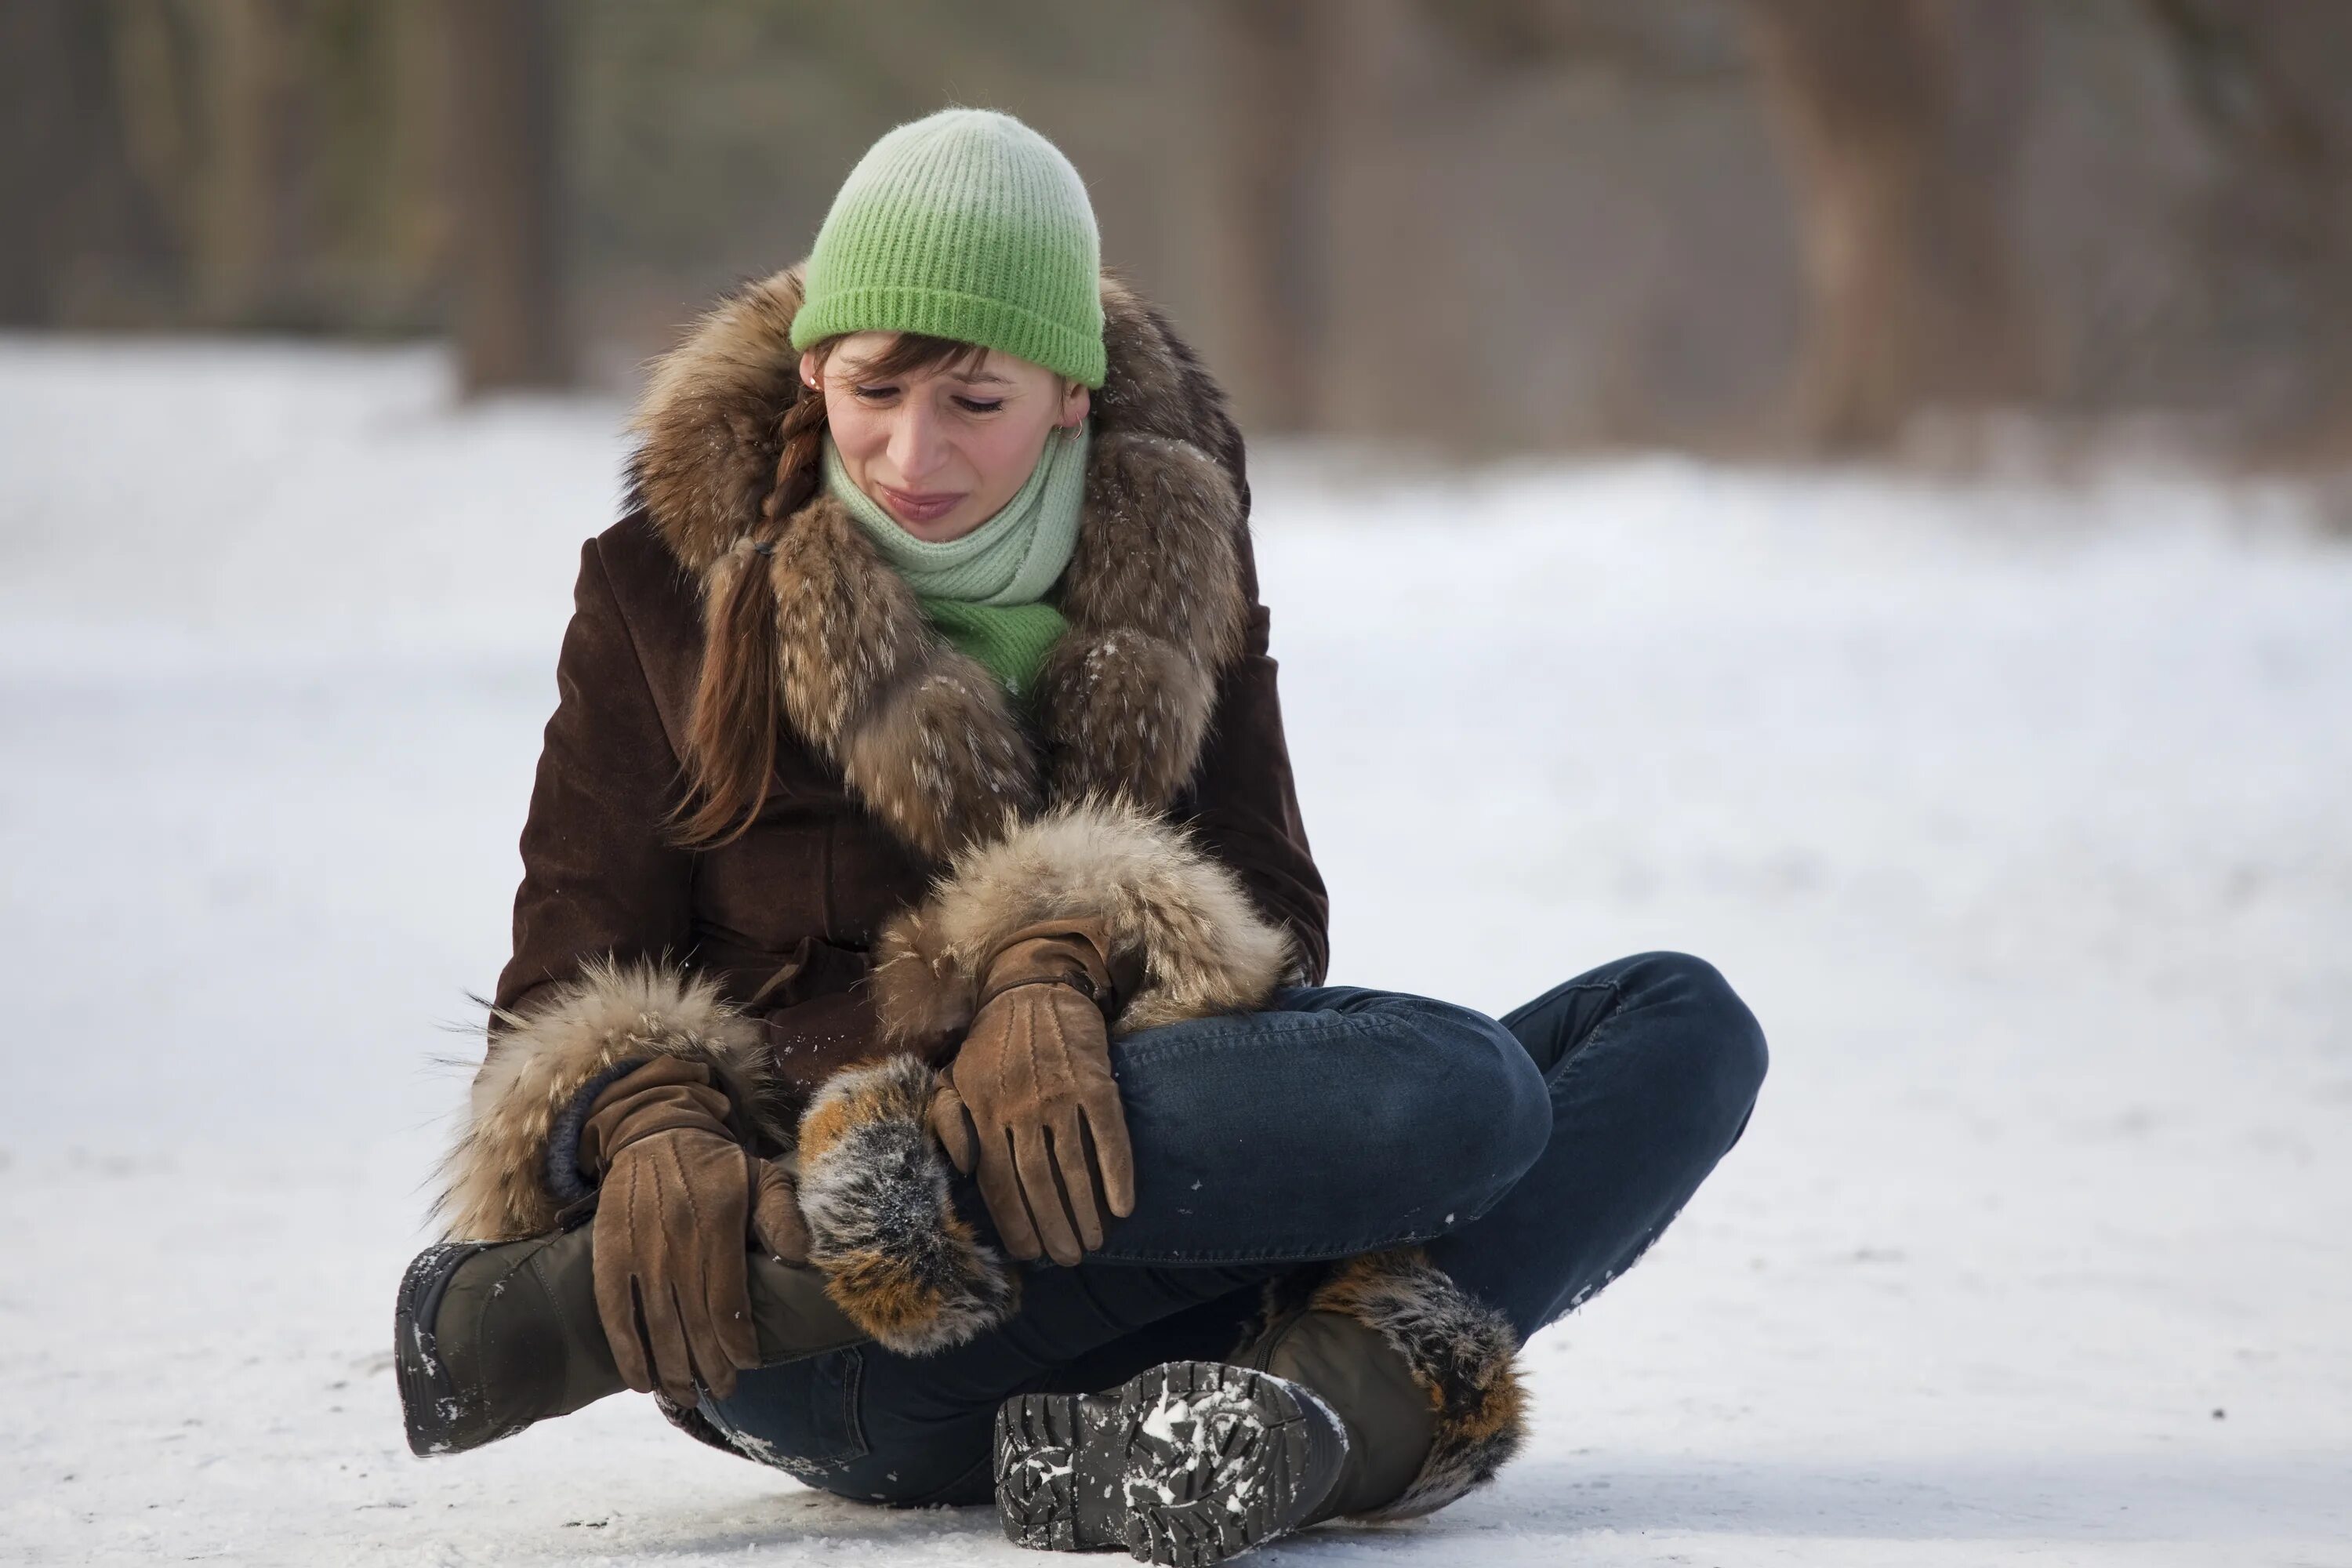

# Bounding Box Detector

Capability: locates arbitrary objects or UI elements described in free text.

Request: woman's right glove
[577,1054,808,1404]
[927,917,1137,1267]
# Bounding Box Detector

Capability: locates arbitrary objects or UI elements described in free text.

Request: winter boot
[990,1248,1529,1563]
[1228,1295,1436,1523]
[993,1358,1353,1564]
[1243,1247,1529,1523]
[395,1221,866,1457]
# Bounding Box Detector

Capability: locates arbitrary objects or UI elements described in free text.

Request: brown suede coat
[437,274,1530,1504]
[490,267,1329,1109]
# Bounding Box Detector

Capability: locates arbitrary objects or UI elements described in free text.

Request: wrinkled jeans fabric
[698,950,1768,1506]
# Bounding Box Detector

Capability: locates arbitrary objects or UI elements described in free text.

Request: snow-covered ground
[3,338,2347,1566]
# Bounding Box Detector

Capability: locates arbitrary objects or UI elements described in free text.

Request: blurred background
[9,0,2352,466]
[3,4,2348,1566]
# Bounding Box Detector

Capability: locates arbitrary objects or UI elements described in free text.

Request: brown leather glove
[928,918,1138,1267]
[578,1054,809,1403]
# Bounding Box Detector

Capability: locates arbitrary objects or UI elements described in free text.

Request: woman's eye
[849,387,997,413]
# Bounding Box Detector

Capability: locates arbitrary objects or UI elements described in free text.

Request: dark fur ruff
[794,1054,1018,1354]
[1309,1248,1531,1522]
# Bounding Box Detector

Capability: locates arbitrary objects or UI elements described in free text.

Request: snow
[3,336,2348,1565]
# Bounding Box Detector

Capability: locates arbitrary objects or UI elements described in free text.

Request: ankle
[1257,1310,1435,1522]
[1243,1250,1527,1523]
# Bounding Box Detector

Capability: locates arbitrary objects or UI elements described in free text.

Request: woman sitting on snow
[397,107,1767,1565]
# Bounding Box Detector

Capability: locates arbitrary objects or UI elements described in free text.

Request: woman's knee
[1620,950,1769,1127]
[1357,1001,1552,1205]
[1114,992,1552,1245]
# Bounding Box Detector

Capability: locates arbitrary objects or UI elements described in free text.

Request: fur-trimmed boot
[395,1222,866,1457]
[991,1247,1528,1564]
[1240,1247,1529,1523]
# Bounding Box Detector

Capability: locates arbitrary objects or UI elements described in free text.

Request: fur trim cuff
[869,796,1294,1047]
[1312,1248,1530,1522]
[797,1054,1019,1355]
[435,959,768,1242]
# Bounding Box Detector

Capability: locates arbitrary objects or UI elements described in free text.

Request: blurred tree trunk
[2140,0,2352,461]
[200,0,318,327]
[442,0,571,392]
[1747,0,2041,452]
[1199,0,1329,432]
[1312,0,1436,443]
[0,0,174,324]
[0,0,93,321]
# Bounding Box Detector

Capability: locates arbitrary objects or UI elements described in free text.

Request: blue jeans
[698,950,1767,1506]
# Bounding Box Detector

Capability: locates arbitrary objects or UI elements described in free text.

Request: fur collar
[626,262,1252,862]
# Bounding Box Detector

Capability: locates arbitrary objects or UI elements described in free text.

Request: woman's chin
[887,505,982,543]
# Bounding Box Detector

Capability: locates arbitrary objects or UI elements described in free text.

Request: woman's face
[804,332,1091,543]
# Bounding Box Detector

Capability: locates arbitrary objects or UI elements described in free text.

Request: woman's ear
[799,349,824,391]
[1060,379,1091,427]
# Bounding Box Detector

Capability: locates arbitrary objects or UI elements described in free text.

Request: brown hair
[668,329,1002,848]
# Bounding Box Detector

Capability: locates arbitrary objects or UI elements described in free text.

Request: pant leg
[697,1260,1278,1504]
[1425,950,1769,1341]
[1085,984,1555,1261]
[697,984,1557,1501]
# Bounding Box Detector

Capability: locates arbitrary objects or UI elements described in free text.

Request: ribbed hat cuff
[789,285,1107,388]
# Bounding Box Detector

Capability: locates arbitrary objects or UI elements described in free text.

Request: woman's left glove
[928,917,1138,1267]
[576,1055,809,1404]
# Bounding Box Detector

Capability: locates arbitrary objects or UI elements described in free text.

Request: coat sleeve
[438,535,1022,1352]
[435,537,767,1243]
[1178,530,1331,987]
[492,535,697,1023]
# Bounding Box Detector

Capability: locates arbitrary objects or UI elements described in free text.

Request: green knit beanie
[789,107,1106,388]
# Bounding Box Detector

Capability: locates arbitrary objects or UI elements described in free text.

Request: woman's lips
[878,483,964,524]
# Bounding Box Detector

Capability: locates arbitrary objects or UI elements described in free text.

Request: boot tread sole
[995,1361,1323,1566]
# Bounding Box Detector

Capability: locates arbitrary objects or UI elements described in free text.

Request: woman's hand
[578,1057,809,1404]
[928,919,1135,1266]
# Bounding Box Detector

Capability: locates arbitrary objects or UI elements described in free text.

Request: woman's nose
[885,399,948,483]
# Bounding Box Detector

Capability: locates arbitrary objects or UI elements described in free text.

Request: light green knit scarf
[822,421,1088,699]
